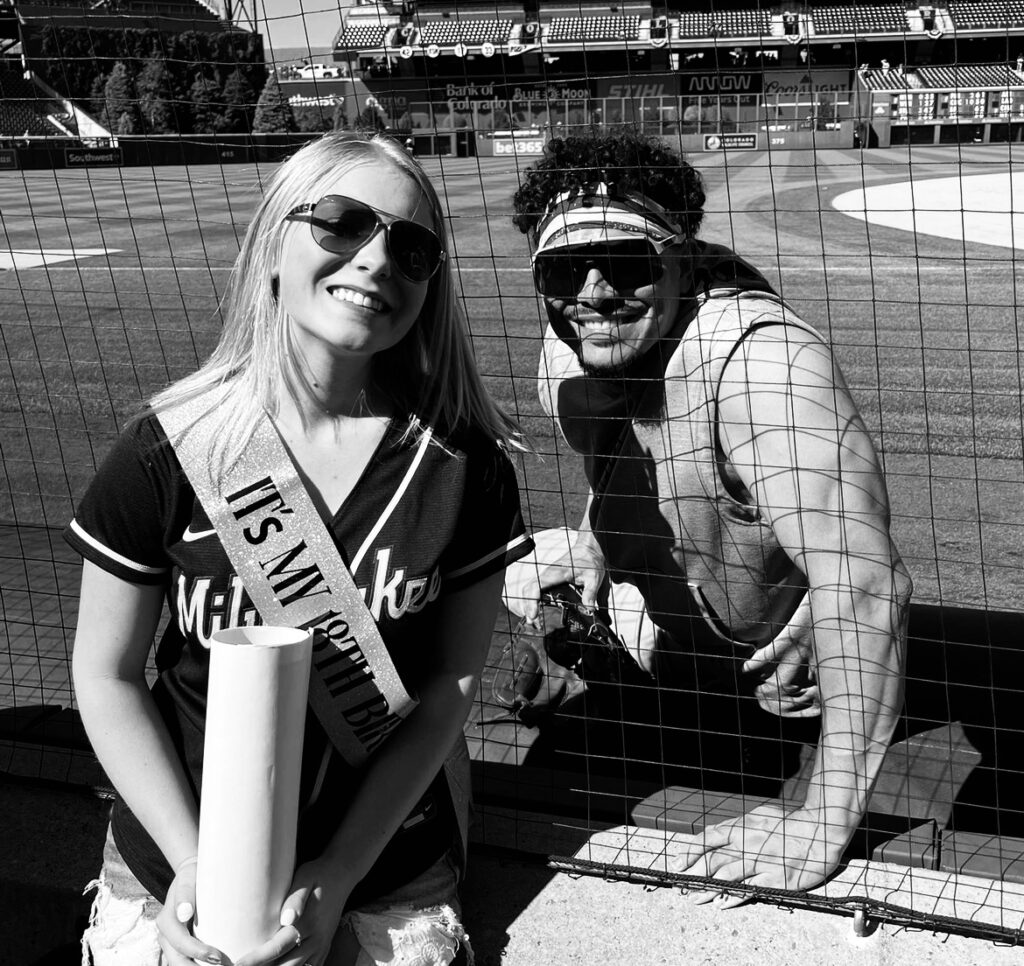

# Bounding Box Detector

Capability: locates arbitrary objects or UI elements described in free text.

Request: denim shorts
[82,826,472,966]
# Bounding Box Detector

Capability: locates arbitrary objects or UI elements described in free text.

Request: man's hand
[669,802,850,908]
[519,531,606,623]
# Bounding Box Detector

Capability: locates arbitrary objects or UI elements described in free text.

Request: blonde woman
[68,132,532,966]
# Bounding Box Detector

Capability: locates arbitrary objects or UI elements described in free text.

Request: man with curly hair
[503,131,912,898]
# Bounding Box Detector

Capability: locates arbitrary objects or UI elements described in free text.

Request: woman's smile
[326,284,390,313]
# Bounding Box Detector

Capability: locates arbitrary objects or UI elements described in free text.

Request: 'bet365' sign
[494,138,545,155]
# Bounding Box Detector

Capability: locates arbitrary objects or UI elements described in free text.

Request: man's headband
[532,182,683,260]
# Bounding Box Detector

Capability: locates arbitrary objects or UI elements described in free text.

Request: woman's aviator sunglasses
[286,195,446,283]
[532,236,676,298]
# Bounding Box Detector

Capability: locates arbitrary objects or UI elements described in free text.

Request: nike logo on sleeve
[181,525,217,543]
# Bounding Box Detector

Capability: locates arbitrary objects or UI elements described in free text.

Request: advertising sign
[683,73,761,94]
[0,148,18,170]
[597,69,853,100]
[762,68,852,104]
[65,147,122,167]
[491,129,546,156]
[703,133,758,151]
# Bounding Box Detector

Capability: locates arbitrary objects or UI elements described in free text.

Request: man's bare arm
[671,323,911,896]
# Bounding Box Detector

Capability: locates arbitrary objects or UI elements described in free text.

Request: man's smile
[563,304,651,328]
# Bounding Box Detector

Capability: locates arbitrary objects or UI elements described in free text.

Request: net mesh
[1,0,1023,943]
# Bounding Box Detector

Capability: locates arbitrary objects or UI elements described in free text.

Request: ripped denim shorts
[82,826,473,966]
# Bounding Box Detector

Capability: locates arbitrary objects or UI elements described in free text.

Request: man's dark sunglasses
[286,195,446,283]
[532,237,675,298]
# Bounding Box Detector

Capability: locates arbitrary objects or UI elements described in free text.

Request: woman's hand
[234,858,354,966]
[156,860,227,966]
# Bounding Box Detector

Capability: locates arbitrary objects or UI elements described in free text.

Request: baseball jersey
[65,412,533,903]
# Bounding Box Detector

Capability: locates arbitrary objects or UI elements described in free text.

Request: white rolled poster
[195,625,313,958]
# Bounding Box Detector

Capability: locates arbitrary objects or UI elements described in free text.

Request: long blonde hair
[149,132,520,473]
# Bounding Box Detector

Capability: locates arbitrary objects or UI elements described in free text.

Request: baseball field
[2,143,1021,612]
[2,143,1023,961]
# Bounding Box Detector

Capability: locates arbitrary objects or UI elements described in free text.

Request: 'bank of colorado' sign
[442,82,592,112]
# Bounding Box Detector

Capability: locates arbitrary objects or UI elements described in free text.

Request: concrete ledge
[462,846,1024,965]
[570,824,1024,948]
[5,777,1023,966]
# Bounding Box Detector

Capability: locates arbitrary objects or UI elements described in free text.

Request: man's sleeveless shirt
[539,289,826,716]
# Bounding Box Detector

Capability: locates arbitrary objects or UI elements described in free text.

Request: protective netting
[1,0,1023,944]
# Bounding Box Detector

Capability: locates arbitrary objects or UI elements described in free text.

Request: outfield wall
[0,123,858,169]
[0,133,323,169]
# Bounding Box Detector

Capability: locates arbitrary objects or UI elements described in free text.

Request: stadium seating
[14,0,218,16]
[335,23,389,50]
[334,4,1024,53]
[676,11,712,39]
[858,62,1023,89]
[921,63,1024,85]
[545,15,641,43]
[710,9,772,37]
[811,4,909,35]
[948,1,1024,29]
[0,68,61,137]
[676,9,771,39]
[416,18,514,45]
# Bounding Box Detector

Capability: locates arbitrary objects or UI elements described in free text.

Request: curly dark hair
[511,131,706,239]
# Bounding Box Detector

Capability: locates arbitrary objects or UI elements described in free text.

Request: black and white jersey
[65,412,532,903]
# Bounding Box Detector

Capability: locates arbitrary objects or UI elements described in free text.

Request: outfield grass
[1,146,1021,610]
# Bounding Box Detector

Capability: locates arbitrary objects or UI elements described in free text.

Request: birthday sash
[158,394,418,768]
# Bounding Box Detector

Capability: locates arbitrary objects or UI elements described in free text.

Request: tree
[136,56,175,134]
[221,67,257,134]
[190,72,227,133]
[293,103,333,133]
[252,73,296,133]
[88,72,108,125]
[103,62,139,133]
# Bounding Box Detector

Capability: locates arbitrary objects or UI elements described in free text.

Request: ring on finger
[292,925,303,948]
